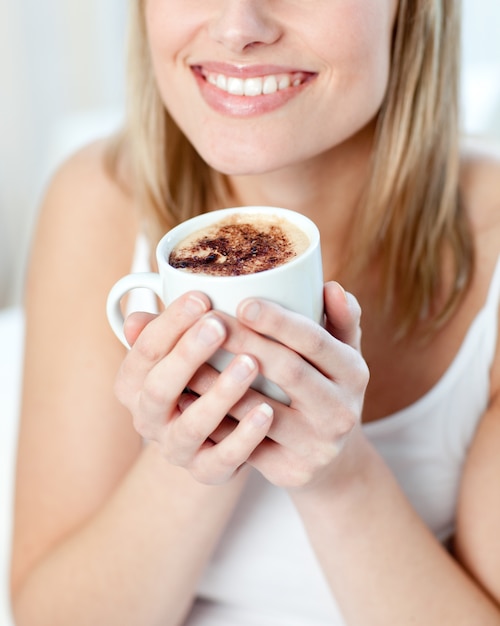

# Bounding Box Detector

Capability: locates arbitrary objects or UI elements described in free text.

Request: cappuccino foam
[168,213,309,276]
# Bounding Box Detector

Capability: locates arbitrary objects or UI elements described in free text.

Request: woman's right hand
[114,291,274,484]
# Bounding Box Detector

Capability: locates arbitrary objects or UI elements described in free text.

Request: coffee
[168,213,310,277]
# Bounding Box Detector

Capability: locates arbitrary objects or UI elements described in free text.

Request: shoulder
[459,139,500,318]
[31,137,140,289]
[40,136,136,237]
[24,136,141,377]
[460,140,500,390]
[460,138,500,247]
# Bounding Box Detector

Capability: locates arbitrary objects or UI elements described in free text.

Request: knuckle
[141,376,168,409]
[131,413,156,441]
[335,407,359,439]
[133,335,164,363]
[181,418,208,444]
[216,446,242,471]
[279,354,306,387]
[305,325,328,356]
[179,409,210,447]
[352,356,370,391]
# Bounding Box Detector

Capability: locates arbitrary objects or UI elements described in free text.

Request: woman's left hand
[187,281,369,491]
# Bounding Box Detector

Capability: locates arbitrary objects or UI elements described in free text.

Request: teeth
[262,75,278,95]
[204,71,304,96]
[278,75,291,90]
[216,74,227,90]
[244,77,263,96]
[227,76,244,95]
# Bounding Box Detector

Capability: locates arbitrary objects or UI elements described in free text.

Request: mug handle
[106,272,163,348]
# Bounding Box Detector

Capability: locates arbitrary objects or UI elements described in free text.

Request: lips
[191,64,316,117]
[200,68,309,97]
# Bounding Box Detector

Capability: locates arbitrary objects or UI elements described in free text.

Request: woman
[10,1,500,624]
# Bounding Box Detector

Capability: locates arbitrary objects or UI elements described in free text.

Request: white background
[0,0,127,307]
[0,2,499,625]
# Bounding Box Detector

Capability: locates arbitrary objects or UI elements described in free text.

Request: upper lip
[190,61,316,78]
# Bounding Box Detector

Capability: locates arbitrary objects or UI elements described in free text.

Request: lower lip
[192,70,314,118]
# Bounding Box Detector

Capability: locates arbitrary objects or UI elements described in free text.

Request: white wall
[461,0,500,136]
[0,0,499,308]
[0,0,126,306]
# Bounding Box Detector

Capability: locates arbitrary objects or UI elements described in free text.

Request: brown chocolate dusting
[169,223,296,276]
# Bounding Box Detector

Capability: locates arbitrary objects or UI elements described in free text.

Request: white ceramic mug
[106,206,324,403]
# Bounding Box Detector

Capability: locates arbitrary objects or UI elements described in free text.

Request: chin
[197,147,283,177]
[182,121,296,176]
[196,137,316,177]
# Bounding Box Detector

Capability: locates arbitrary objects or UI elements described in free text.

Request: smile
[200,69,310,97]
[191,65,316,117]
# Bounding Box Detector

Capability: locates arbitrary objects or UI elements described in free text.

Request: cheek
[144,1,203,70]
[319,3,393,96]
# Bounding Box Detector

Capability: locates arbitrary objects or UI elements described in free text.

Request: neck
[227,122,375,279]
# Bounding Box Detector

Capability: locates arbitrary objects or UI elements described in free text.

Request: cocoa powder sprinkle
[169,223,296,276]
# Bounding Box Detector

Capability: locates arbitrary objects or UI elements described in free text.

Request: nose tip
[209,2,282,53]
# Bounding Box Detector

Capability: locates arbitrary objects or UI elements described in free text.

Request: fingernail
[185,294,208,316]
[251,403,273,427]
[197,316,225,345]
[240,300,261,322]
[230,355,256,382]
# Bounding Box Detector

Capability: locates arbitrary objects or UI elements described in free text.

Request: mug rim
[156,206,320,281]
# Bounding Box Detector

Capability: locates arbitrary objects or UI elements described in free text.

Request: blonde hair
[354,0,473,337]
[111,0,472,339]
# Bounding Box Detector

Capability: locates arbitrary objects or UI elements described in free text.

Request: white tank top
[130,238,500,625]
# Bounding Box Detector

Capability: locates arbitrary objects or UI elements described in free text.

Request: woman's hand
[114,282,368,490]
[113,291,274,484]
[184,281,369,491]
[223,280,369,491]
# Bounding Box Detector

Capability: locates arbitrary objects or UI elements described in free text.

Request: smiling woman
[8,1,500,625]
[143,0,395,174]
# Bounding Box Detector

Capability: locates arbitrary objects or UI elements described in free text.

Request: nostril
[208,4,282,53]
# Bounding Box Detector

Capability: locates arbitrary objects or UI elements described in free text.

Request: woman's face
[144,0,398,175]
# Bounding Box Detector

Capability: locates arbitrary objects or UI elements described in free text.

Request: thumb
[324,281,363,351]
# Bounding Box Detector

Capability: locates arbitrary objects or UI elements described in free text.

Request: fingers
[160,351,258,446]
[132,314,227,436]
[232,293,364,388]
[116,290,277,485]
[116,291,211,398]
[114,291,219,434]
[115,285,368,489]
[131,291,211,362]
[172,394,274,485]
[123,312,159,346]
[155,354,273,485]
[323,281,363,351]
